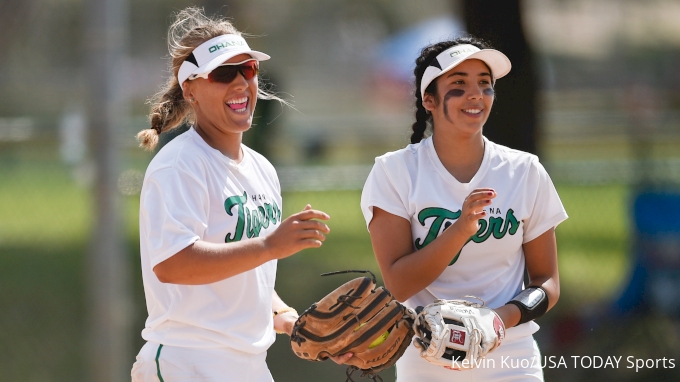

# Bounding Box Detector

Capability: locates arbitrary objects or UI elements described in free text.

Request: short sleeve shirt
[361,136,568,339]
[139,127,282,353]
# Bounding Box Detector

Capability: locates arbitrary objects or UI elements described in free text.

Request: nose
[230,71,249,90]
[467,85,483,100]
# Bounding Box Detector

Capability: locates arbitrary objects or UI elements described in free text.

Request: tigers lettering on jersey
[224,191,282,242]
[414,207,520,265]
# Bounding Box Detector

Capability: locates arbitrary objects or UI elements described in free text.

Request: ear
[422,92,436,113]
[182,82,196,103]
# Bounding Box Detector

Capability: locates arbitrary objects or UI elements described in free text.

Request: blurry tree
[243,89,281,161]
[461,0,539,155]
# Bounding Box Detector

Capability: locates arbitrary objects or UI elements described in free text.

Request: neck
[432,131,485,183]
[194,121,244,161]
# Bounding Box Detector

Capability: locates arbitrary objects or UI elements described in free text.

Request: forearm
[153,238,273,285]
[527,275,560,311]
[381,225,471,302]
[496,270,560,328]
[153,205,331,285]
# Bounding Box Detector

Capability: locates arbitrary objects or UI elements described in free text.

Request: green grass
[0,163,92,246]
[0,163,638,382]
[554,184,631,305]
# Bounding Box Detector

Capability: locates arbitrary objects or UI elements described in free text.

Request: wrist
[259,236,280,261]
[273,307,299,335]
[494,304,521,328]
[448,220,477,244]
[273,307,298,317]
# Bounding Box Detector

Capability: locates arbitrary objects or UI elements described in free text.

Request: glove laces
[345,366,384,382]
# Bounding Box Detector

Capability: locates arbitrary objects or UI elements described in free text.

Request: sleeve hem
[364,200,411,230]
[149,236,201,269]
[523,212,569,243]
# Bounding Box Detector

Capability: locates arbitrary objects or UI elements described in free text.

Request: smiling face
[182,53,258,136]
[422,59,494,137]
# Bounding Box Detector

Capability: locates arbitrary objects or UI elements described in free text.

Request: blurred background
[1,0,679,381]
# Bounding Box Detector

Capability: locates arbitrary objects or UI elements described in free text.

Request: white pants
[396,335,544,382]
[131,341,274,382]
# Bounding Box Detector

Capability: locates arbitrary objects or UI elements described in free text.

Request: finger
[304,204,312,211]
[330,353,354,364]
[471,187,495,194]
[294,220,330,233]
[298,230,327,242]
[294,209,330,221]
[299,239,324,249]
[466,190,496,202]
[468,198,493,210]
[471,210,486,219]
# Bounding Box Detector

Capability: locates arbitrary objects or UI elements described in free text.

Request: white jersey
[361,136,567,341]
[139,127,282,354]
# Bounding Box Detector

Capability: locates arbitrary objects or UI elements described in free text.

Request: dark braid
[410,36,492,144]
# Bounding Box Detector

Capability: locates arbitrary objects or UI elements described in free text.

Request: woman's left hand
[273,310,298,336]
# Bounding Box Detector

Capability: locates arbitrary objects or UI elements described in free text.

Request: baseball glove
[413,297,505,370]
[291,270,415,381]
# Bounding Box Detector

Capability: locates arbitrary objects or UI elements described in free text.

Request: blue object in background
[614,190,680,316]
[376,16,462,82]
[633,191,680,235]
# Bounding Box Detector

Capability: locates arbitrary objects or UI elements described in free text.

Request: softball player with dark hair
[361,36,568,381]
[130,7,338,381]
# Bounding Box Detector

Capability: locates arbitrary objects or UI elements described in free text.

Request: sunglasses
[203,59,259,84]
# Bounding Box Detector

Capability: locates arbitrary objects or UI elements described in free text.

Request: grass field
[0,161,642,382]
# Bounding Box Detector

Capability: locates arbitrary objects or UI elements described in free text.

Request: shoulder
[486,139,541,170]
[145,130,209,182]
[374,138,429,170]
[243,145,276,172]
[242,145,280,187]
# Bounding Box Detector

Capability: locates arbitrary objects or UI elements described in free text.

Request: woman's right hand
[263,204,330,259]
[453,188,496,238]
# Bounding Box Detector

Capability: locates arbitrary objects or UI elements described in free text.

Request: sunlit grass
[555,184,631,304]
[0,163,91,247]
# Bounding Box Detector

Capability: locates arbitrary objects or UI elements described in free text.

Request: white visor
[420,44,511,98]
[177,34,270,89]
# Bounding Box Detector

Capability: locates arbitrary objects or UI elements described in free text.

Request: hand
[273,310,299,336]
[263,204,330,260]
[452,188,496,238]
[329,353,354,364]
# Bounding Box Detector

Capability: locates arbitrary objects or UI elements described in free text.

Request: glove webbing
[321,270,377,285]
[346,366,384,382]
[292,288,393,344]
[305,277,374,319]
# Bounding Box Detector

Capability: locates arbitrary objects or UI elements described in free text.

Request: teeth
[227,97,248,104]
[463,109,481,114]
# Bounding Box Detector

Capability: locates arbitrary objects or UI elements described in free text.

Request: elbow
[153,245,195,284]
[153,263,174,283]
[550,283,560,309]
[153,260,185,284]
[391,290,411,304]
[383,278,412,303]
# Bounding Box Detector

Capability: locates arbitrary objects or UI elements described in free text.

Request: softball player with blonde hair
[361,36,568,381]
[130,7,336,381]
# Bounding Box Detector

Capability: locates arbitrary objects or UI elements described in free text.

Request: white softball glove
[412,297,505,370]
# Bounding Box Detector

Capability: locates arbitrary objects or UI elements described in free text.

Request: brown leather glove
[291,270,415,381]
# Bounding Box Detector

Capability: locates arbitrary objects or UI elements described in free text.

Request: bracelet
[273,307,298,334]
[273,307,298,317]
